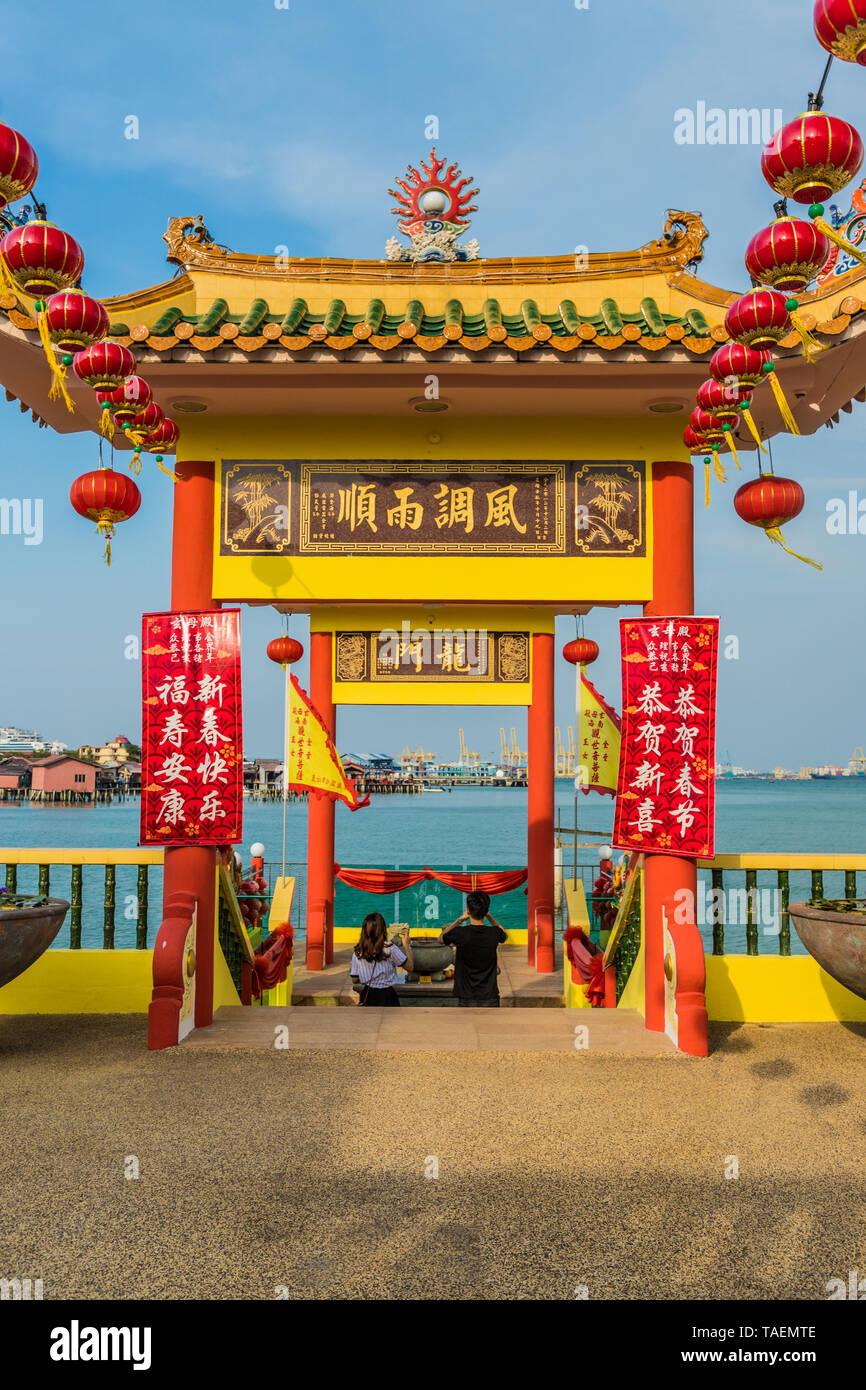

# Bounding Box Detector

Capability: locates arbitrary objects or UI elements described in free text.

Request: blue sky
[0,0,864,770]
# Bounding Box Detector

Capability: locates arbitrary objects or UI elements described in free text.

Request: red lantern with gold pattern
[69,468,141,566]
[44,288,109,353]
[142,418,179,453]
[562,638,599,667]
[689,407,727,443]
[696,378,752,426]
[709,342,770,389]
[744,217,830,293]
[73,340,136,390]
[127,401,164,436]
[724,289,791,351]
[0,121,38,209]
[683,424,708,452]
[267,637,304,668]
[761,112,863,204]
[95,376,152,425]
[734,473,822,568]
[0,220,84,297]
[814,0,866,64]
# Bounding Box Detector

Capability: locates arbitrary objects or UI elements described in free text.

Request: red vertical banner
[613,616,718,858]
[140,609,243,846]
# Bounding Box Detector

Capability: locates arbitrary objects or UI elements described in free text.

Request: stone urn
[404,936,454,983]
[0,896,70,989]
[789,900,866,1000]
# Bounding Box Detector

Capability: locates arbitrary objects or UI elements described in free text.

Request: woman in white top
[350,912,413,1006]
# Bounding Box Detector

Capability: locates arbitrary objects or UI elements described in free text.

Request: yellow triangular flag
[286,675,369,810]
[578,670,621,797]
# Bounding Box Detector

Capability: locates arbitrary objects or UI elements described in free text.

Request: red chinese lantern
[696,377,752,425]
[73,340,136,389]
[744,217,830,293]
[682,424,708,452]
[761,111,863,204]
[95,376,152,425]
[127,401,164,435]
[267,637,304,668]
[44,289,109,353]
[562,638,599,667]
[734,473,822,569]
[69,469,141,566]
[142,417,179,453]
[710,342,770,388]
[724,289,791,350]
[814,0,866,65]
[687,411,732,506]
[0,220,84,297]
[0,121,38,209]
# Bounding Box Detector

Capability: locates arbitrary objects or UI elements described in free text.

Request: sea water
[1,780,864,953]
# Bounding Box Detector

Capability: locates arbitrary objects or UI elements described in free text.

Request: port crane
[554,727,576,777]
[457,728,480,768]
[400,744,436,775]
[498,726,527,769]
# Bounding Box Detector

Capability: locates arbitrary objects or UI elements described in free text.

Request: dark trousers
[360,985,400,1006]
[457,996,500,1008]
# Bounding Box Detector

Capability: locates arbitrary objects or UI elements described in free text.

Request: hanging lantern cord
[808,54,834,112]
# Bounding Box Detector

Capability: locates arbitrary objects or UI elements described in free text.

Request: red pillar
[164,460,220,1029]
[306,631,336,970]
[527,631,555,972]
[643,460,696,1033]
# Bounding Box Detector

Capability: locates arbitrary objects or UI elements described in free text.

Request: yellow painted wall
[199,415,672,607]
[0,950,153,1014]
[705,955,866,1023]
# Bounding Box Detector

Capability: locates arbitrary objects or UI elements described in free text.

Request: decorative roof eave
[156,209,710,285]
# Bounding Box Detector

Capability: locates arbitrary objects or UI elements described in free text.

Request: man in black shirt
[440,889,508,1007]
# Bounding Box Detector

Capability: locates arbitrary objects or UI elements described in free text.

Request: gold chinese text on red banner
[141,610,243,846]
[613,617,718,858]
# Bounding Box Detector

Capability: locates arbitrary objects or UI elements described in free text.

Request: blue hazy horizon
[0,0,864,770]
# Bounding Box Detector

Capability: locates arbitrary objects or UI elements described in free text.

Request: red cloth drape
[334,865,527,896]
[563,926,606,1007]
[251,924,294,999]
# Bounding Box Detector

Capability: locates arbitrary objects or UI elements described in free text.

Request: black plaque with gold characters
[334,629,531,685]
[219,460,645,558]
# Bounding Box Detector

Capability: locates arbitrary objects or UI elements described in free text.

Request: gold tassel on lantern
[99,407,115,440]
[723,429,742,470]
[704,457,711,508]
[764,525,822,570]
[0,250,19,300]
[764,368,801,436]
[155,457,180,483]
[739,404,768,453]
[35,306,74,413]
[811,215,866,269]
[95,513,114,567]
[788,311,824,362]
[712,448,727,484]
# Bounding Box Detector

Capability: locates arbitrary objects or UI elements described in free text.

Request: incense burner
[789,900,866,1000]
[0,896,70,989]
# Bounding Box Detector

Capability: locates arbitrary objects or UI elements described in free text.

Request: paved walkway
[184,1003,675,1052]
[1,1015,863,1299]
[292,943,564,1007]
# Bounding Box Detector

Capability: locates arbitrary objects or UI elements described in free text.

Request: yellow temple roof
[2,208,866,438]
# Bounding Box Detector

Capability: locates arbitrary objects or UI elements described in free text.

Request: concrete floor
[0,1013,864,1300]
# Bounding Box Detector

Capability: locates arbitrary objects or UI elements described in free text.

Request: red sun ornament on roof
[386,149,480,263]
